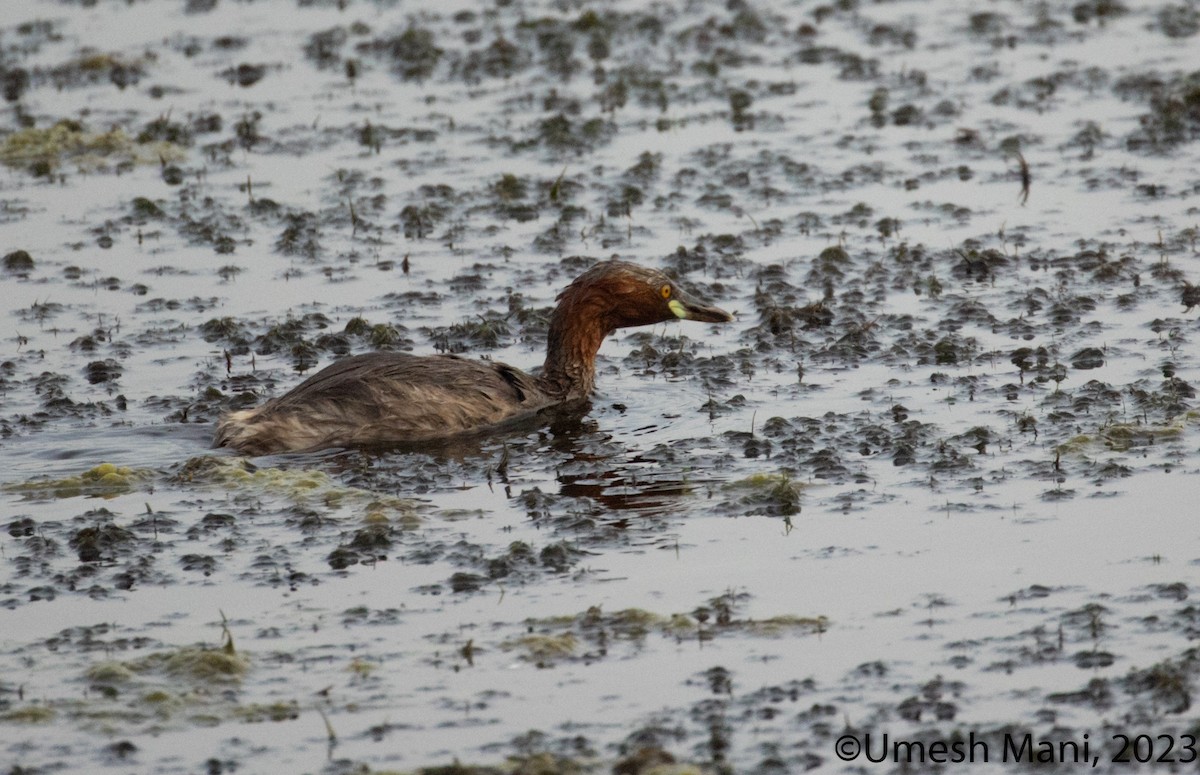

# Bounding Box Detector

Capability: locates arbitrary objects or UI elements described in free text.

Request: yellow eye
[660,284,671,300]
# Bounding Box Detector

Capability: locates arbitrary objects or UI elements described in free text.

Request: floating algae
[512,599,831,666]
[0,705,56,724]
[0,119,186,176]
[3,463,152,499]
[503,632,579,665]
[719,471,806,516]
[171,455,423,525]
[1058,412,1199,455]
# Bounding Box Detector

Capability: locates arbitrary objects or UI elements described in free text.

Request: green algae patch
[0,667,258,739]
[721,471,805,516]
[347,657,378,679]
[172,455,423,524]
[90,645,249,687]
[439,508,489,522]
[0,636,259,735]
[602,607,666,638]
[744,614,829,637]
[3,463,153,500]
[663,612,700,638]
[517,600,830,666]
[159,646,250,682]
[1058,415,1195,455]
[504,633,578,664]
[86,661,137,684]
[0,705,56,724]
[0,119,186,176]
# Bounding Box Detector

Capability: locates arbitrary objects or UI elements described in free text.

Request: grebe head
[555,260,734,332]
[537,259,733,399]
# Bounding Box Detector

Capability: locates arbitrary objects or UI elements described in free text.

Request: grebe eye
[660,285,671,300]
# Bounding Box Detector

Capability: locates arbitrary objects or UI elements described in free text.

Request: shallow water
[3,0,1200,772]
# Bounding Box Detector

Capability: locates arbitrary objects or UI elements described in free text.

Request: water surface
[2,0,1199,771]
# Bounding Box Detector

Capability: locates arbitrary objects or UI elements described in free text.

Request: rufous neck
[539,298,610,399]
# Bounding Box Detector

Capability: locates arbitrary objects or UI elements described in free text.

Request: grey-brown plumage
[213,260,733,454]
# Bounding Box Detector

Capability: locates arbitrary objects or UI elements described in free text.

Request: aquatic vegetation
[199,316,250,345]
[83,358,122,385]
[1071,0,1129,25]
[234,701,300,723]
[2,249,34,275]
[505,632,578,665]
[743,614,829,637]
[720,471,805,516]
[275,211,322,258]
[0,636,255,734]
[3,463,151,499]
[512,598,828,667]
[170,455,422,517]
[1157,4,1200,38]
[129,644,249,683]
[2,0,1200,771]
[1058,414,1192,455]
[49,50,149,90]
[372,26,443,81]
[1124,69,1200,150]
[0,705,55,724]
[0,120,185,176]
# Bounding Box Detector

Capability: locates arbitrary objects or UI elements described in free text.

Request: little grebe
[213,260,733,454]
